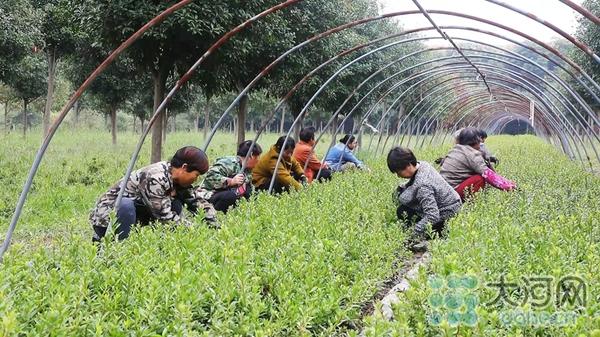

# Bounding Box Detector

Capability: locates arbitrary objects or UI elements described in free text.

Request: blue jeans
[94,198,183,241]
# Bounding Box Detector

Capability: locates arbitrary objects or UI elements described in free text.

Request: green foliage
[0,0,41,82]
[0,130,405,336]
[7,55,47,104]
[362,136,600,336]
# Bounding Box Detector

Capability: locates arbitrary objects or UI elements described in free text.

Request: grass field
[0,130,599,336]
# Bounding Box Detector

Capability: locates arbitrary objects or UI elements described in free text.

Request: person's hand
[228,174,245,187]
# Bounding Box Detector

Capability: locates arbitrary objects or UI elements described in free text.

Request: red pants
[455,175,485,200]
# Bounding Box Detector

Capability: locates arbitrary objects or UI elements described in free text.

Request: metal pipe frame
[4,3,600,261]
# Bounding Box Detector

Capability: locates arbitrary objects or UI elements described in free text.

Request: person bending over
[90,146,216,242]
[293,127,332,183]
[197,140,262,213]
[388,147,462,252]
[324,134,367,172]
[440,127,516,200]
[253,136,307,193]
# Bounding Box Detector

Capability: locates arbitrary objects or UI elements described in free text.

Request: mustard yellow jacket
[252,146,304,191]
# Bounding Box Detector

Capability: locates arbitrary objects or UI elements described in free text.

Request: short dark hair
[478,129,488,140]
[237,140,262,157]
[457,127,481,147]
[171,146,209,174]
[339,134,356,145]
[299,127,316,143]
[387,147,418,173]
[275,136,296,152]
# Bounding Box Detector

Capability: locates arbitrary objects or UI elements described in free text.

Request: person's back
[324,134,365,171]
[398,162,461,216]
[439,144,487,188]
[253,136,306,192]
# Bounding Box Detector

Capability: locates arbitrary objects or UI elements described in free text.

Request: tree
[77,0,242,162]
[0,0,41,82]
[572,0,600,111]
[0,85,18,132]
[31,0,82,137]
[7,55,47,136]
[66,50,140,145]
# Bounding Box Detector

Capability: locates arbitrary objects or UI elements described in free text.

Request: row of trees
[1,0,426,163]
[2,0,597,161]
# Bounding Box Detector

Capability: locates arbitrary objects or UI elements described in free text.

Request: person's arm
[342,148,365,168]
[273,159,302,190]
[467,151,489,176]
[482,168,516,191]
[307,150,324,171]
[203,160,233,190]
[414,185,441,234]
[140,176,180,223]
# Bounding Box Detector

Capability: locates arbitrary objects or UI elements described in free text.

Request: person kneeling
[388,147,462,252]
[324,134,367,172]
[90,146,216,242]
[197,140,262,213]
[293,127,332,183]
[253,136,307,193]
[440,127,516,201]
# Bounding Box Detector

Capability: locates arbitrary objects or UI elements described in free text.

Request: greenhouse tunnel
[1,0,599,261]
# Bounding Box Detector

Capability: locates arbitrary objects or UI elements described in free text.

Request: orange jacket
[293,141,326,183]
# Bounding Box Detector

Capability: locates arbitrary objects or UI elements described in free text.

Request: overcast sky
[377,0,585,46]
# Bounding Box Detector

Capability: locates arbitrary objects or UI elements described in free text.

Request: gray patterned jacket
[89,161,216,228]
[395,161,462,233]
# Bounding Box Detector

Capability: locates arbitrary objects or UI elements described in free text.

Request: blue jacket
[324,143,365,171]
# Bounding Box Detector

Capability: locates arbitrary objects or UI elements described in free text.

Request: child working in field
[388,147,462,252]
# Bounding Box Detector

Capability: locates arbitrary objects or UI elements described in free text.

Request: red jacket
[293,141,327,183]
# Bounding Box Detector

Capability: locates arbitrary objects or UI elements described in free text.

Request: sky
[377,0,585,47]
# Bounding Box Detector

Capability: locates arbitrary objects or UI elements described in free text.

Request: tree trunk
[110,105,117,145]
[279,106,285,134]
[140,116,145,132]
[195,114,200,133]
[162,108,168,144]
[43,48,57,137]
[23,100,28,137]
[133,115,137,134]
[293,112,303,141]
[203,97,211,141]
[172,113,177,133]
[237,91,248,145]
[74,99,81,127]
[151,70,167,163]
[4,100,9,132]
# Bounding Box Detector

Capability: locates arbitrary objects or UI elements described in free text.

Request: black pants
[93,198,183,242]
[256,172,304,194]
[315,168,333,182]
[396,205,446,238]
[209,184,251,213]
[256,181,288,194]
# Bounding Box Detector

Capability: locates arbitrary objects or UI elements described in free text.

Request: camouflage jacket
[89,161,217,229]
[197,156,252,199]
